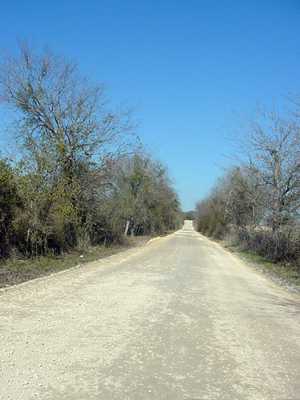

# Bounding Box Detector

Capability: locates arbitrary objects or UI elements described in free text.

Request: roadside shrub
[0,160,20,258]
[236,228,300,263]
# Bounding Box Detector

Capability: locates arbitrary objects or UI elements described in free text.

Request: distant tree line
[183,210,196,220]
[0,45,181,258]
[195,102,300,264]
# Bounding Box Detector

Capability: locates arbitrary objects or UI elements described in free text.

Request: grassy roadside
[0,236,150,289]
[222,241,300,292]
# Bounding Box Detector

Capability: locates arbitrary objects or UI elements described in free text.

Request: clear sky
[1,1,300,210]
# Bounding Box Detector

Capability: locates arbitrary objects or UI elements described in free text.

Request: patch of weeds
[0,237,149,289]
[224,242,300,291]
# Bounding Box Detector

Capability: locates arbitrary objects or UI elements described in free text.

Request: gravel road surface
[0,220,300,399]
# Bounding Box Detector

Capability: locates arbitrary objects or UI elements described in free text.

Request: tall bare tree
[0,45,134,252]
[246,110,300,232]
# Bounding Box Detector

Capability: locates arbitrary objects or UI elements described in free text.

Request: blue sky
[1,1,300,210]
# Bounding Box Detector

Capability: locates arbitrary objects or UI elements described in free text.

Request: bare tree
[246,110,300,232]
[0,44,135,252]
[0,45,133,178]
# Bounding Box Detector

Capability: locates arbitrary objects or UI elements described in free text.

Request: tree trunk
[124,220,130,236]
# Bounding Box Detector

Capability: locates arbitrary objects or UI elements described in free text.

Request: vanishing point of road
[0,221,300,399]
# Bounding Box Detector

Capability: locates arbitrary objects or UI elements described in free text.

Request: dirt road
[0,221,300,399]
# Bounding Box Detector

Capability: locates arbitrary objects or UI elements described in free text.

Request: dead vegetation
[195,103,300,286]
